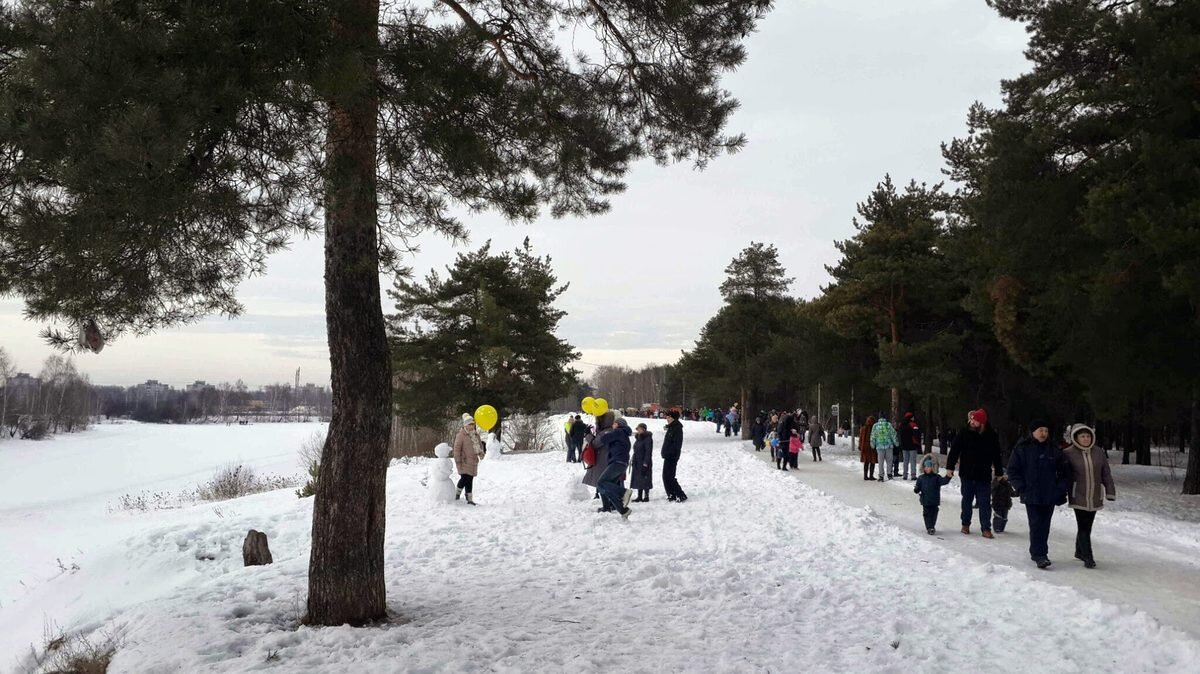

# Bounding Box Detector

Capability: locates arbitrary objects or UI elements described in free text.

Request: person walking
[750,414,768,452]
[452,413,484,505]
[582,411,614,500]
[724,407,736,437]
[900,412,922,480]
[569,415,588,463]
[564,415,575,462]
[859,416,878,480]
[713,407,724,434]
[661,410,688,502]
[945,408,1004,538]
[1007,419,1068,569]
[1062,423,1116,568]
[809,417,825,462]
[631,422,654,502]
[595,412,633,518]
[776,410,795,471]
[870,413,898,482]
[914,454,952,534]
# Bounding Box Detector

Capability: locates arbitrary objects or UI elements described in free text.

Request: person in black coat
[569,416,588,463]
[776,411,794,471]
[661,410,687,502]
[946,408,1004,537]
[1007,419,1068,569]
[631,423,654,502]
[750,415,767,452]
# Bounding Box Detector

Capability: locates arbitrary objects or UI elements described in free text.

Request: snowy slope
[2,419,1199,673]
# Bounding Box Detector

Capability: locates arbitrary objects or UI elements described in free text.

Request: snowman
[428,442,457,503]
[485,431,503,461]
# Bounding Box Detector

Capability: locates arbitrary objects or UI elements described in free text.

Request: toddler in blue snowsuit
[914,453,952,534]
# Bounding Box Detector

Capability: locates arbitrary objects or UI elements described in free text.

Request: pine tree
[0,0,773,624]
[821,176,956,422]
[387,238,579,433]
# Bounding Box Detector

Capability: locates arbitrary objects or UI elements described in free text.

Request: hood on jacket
[919,453,940,474]
[1067,423,1096,450]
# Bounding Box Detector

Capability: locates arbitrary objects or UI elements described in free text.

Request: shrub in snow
[196,464,299,502]
[296,431,324,498]
[21,620,124,674]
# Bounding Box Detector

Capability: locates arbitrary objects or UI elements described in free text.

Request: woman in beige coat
[453,413,484,505]
[1062,423,1116,568]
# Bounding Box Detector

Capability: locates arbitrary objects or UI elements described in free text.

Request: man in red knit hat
[946,408,1005,538]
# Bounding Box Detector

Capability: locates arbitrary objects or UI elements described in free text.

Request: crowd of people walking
[548,399,1119,570]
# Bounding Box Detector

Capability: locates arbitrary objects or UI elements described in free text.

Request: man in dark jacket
[776,411,795,470]
[750,415,767,452]
[569,415,588,463]
[946,408,1004,538]
[1008,419,1068,569]
[661,410,687,502]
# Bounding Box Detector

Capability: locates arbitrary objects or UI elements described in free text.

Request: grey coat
[1063,443,1116,512]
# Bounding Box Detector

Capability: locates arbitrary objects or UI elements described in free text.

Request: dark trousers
[663,458,686,500]
[812,446,822,461]
[923,506,939,530]
[724,423,732,437]
[863,462,875,479]
[566,437,578,462]
[993,508,1010,533]
[456,474,474,492]
[961,479,993,531]
[1074,508,1096,561]
[892,448,902,475]
[596,463,628,511]
[1025,504,1056,560]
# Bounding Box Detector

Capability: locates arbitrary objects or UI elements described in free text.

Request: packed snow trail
[744,435,1200,640]
[2,419,1199,672]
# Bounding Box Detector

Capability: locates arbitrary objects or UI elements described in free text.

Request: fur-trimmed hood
[1067,423,1097,450]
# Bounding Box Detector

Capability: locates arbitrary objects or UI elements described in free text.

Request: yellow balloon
[474,405,498,431]
[593,398,609,416]
[581,397,596,414]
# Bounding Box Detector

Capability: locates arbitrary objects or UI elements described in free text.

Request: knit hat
[666,409,680,420]
[462,413,475,426]
[1029,418,1050,433]
[968,409,988,426]
[922,456,936,469]
[904,412,914,420]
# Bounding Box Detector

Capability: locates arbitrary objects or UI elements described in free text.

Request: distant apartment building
[3,373,42,411]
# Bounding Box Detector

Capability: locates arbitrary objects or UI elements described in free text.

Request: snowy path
[3,419,1199,672]
[739,435,1200,639]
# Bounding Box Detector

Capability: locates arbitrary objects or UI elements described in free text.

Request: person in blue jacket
[1007,419,1068,569]
[596,412,634,518]
[914,454,952,534]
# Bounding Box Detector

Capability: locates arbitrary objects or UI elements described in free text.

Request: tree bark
[1183,385,1200,495]
[305,0,390,627]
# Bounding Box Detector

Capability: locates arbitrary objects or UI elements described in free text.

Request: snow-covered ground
[2,419,1199,672]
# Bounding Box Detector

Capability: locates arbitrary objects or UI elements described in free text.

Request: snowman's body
[429,443,457,503]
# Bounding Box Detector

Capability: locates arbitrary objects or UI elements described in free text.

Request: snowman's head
[433,443,452,458]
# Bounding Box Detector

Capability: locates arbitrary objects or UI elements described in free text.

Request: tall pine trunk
[305,0,390,627]
[1183,385,1200,495]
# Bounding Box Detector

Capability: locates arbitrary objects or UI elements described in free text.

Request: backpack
[582,444,596,468]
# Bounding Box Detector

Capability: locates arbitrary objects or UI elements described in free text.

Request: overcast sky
[0,0,1030,388]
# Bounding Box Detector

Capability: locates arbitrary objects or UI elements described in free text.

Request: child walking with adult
[631,422,654,502]
[946,408,1004,538]
[595,412,634,518]
[1007,419,1068,569]
[991,474,1017,533]
[914,454,952,534]
[1062,423,1116,568]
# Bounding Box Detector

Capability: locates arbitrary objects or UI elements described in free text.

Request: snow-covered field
[2,419,1199,673]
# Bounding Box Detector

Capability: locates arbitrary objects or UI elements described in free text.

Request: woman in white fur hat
[1062,423,1116,568]
[453,413,484,504]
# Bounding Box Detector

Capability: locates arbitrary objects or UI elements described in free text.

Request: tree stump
[242,529,273,566]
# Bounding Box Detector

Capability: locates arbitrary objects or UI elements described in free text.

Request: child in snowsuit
[914,453,952,534]
[991,475,1016,533]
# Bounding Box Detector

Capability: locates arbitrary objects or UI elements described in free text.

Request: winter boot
[465,492,476,506]
[622,489,633,508]
[455,487,462,500]
[927,528,935,535]
[1035,557,1052,569]
[620,507,632,519]
[960,525,971,535]
[981,530,994,539]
